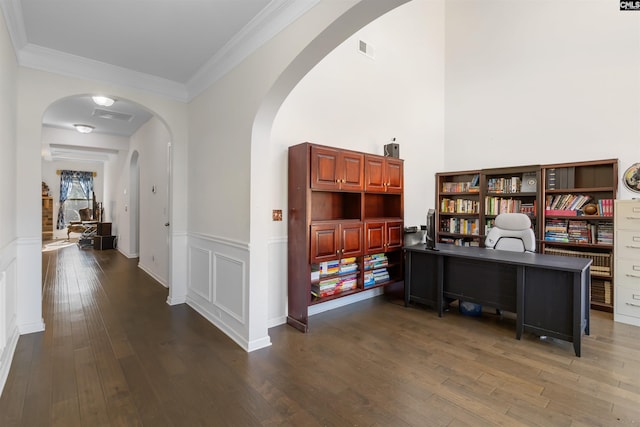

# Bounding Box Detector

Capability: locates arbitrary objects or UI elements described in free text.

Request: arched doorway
[40,94,173,288]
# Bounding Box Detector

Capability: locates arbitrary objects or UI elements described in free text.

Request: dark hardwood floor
[1,244,640,426]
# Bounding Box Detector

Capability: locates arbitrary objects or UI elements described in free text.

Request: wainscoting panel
[213,252,245,323]
[0,240,19,396]
[186,233,253,351]
[188,246,212,301]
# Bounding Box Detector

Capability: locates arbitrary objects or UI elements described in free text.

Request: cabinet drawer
[616,286,640,319]
[616,258,640,287]
[616,230,640,258]
[616,202,640,229]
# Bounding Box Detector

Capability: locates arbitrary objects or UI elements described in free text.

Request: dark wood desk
[404,243,591,356]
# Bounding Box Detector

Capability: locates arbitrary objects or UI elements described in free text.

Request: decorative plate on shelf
[623,163,640,193]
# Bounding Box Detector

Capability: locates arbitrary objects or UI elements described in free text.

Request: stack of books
[339,257,358,274]
[567,220,589,243]
[363,253,389,288]
[596,222,613,244]
[364,253,388,270]
[363,268,390,287]
[544,219,569,242]
[312,273,358,298]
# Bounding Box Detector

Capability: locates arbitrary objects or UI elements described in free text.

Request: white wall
[268,0,445,324]
[128,116,171,286]
[445,0,640,200]
[0,5,19,396]
[186,0,411,350]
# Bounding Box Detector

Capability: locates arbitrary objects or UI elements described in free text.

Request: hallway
[1,244,640,426]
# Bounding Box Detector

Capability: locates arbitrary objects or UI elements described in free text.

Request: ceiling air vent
[358,39,375,59]
[93,108,133,122]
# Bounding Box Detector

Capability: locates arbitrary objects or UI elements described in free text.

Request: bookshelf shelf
[436,159,618,312]
[288,142,404,332]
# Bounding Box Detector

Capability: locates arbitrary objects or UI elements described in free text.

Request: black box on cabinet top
[97,222,112,236]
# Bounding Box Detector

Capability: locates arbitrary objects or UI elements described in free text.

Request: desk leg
[437,255,443,317]
[404,250,411,307]
[584,268,590,336]
[515,266,525,340]
[573,271,583,357]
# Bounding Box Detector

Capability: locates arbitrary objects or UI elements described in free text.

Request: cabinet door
[310,223,339,262]
[386,220,404,250]
[364,156,386,192]
[310,146,340,190]
[385,159,404,193]
[340,151,364,191]
[364,222,386,253]
[341,223,363,258]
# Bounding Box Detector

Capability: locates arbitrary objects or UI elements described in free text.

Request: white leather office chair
[484,212,536,320]
[485,213,535,253]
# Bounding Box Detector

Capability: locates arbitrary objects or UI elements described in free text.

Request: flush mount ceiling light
[91,96,115,107]
[74,124,94,134]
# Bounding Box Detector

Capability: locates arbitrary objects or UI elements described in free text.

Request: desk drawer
[616,259,640,287]
[616,203,640,229]
[616,286,640,319]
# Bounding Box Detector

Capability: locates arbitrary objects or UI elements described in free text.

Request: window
[56,170,94,230]
[63,177,92,224]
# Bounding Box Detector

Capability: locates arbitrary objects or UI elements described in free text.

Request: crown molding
[18,43,189,101]
[186,0,321,100]
[0,0,26,49]
[2,0,319,102]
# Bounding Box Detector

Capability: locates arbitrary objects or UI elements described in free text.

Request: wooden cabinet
[310,145,364,191]
[364,155,403,193]
[614,200,640,326]
[435,159,617,312]
[42,196,54,241]
[364,220,403,253]
[311,221,363,262]
[288,142,404,332]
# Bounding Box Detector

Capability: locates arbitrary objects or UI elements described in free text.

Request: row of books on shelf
[544,197,613,216]
[441,175,479,193]
[440,198,480,214]
[364,268,390,288]
[311,273,358,298]
[543,246,612,276]
[484,197,536,216]
[364,253,388,270]
[486,176,522,193]
[591,279,613,305]
[439,237,480,246]
[440,218,480,235]
[441,182,480,193]
[311,257,358,280]
[545,194,591,211]
[544,219,613,244]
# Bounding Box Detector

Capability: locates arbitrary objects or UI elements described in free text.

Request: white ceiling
[0,0,319,160]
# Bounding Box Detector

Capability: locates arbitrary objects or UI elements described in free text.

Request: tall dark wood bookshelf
[435,159,618,312]
[540,159,617,312]
[288,142,404,332]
